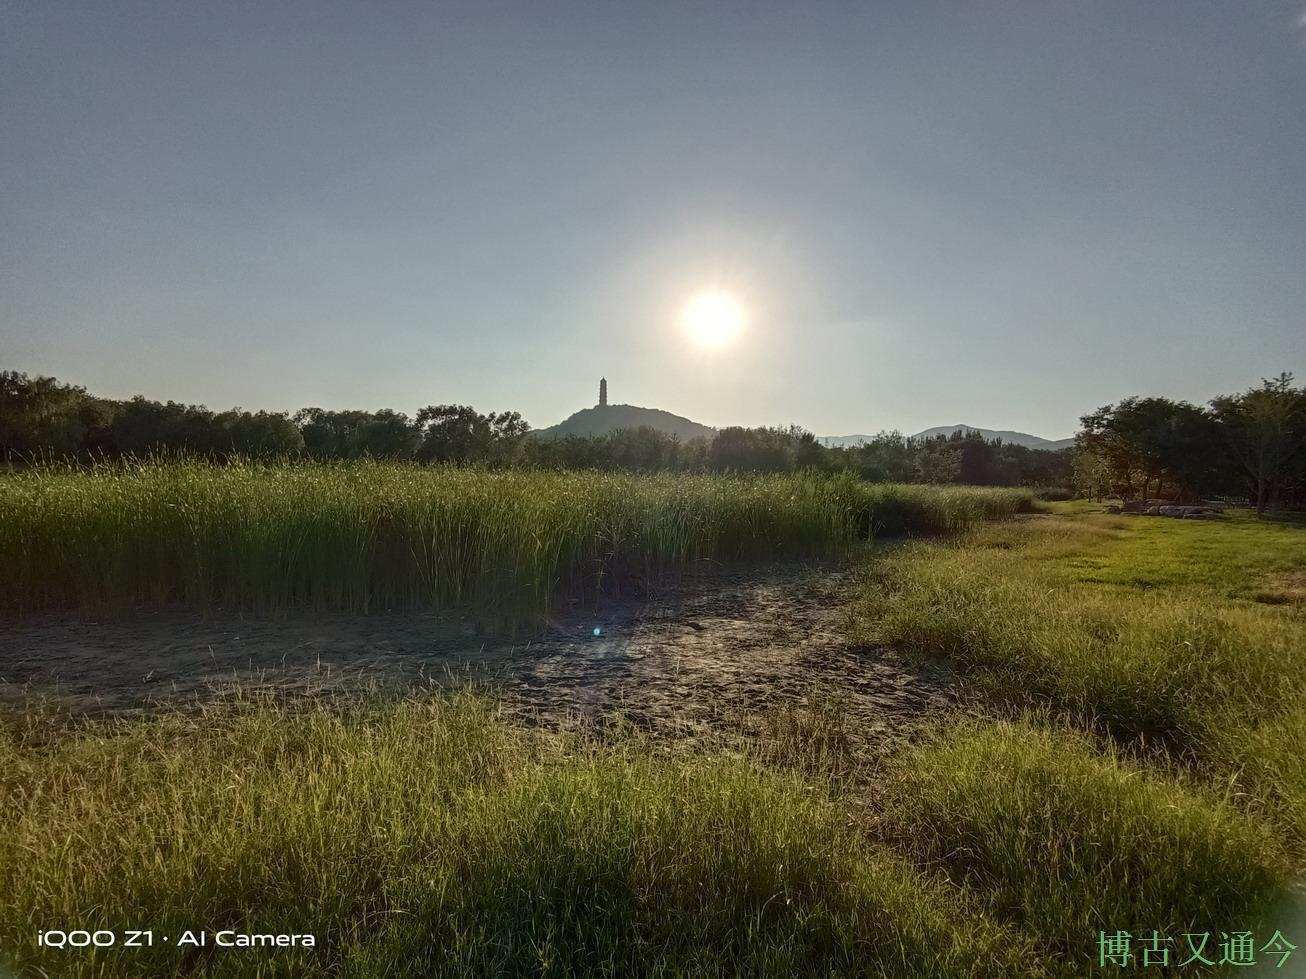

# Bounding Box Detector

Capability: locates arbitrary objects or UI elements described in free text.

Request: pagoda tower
[599,377,607,407]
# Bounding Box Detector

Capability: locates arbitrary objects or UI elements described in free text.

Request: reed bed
[0,461,1032,622]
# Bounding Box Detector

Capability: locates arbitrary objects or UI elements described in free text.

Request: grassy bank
[0,461,1032,623]
[2,692,1291,977]
[0,694,1032,978]
[880,720,1288,961]
[855,505,1306,856]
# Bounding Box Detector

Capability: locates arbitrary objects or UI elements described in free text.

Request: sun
[682,290,746,349]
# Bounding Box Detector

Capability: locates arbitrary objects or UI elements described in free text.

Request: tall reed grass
[0,460,1032,622]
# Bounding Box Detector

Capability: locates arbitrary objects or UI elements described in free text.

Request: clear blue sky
[3,1,1303,439]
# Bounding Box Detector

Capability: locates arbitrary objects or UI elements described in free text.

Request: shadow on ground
[0,562,952,751]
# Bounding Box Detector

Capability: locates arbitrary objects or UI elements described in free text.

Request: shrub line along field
[0,460,1034,624]
[1,473,1302,976]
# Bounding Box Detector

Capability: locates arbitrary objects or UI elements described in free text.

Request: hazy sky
[3,1,1303,438]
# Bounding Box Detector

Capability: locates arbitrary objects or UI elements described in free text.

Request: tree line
[1073,373,1305,512]
[8,368,1301,505]
[1,370,1074,487]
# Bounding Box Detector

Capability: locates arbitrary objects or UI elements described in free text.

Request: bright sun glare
[682,290,746,349]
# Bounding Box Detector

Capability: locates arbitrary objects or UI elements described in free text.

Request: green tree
[708,427,794,473]
[914,439,961,484]
[414,405,530,464]
[1210,373,1306,514]
[295,408,419,459]
[0,371,113,461]
[853,433,916,483]
[215,410,304,459]
[1078,397,1220,500]
[1071,444,1112,500]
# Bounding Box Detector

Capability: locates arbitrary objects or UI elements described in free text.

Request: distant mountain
[819,426,1074,450]
[532,404,717,442]
[534,409,1073,451]
[910,425,1075,450]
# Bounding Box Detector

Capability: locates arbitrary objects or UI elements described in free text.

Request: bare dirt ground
[0,561,953,750]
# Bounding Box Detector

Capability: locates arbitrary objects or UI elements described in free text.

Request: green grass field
[1,490,1302,976]
[0,461,1033,624]
[0,693,1033,978]
[855,505,1306,856]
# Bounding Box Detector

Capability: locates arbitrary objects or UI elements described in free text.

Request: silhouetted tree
[605,426,684,472]
[708,427,793,473]
[215,410,304,458]
[7,368,1295,506]
[0,371,113,461]
[414,405,530,464]
[295,408,419,459]
[1210,373,1306,514]
[1078,397,1221,500]
[847,433,917,482]
[914,438,961,484]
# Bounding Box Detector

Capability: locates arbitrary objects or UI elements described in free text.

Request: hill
[534,408,1072,451]
[820,426,1075,451]
[532,404,717,442]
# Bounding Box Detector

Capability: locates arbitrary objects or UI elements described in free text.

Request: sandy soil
[0,562,952,748]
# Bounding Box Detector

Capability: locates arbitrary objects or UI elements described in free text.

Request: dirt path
[0,562,952,749]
